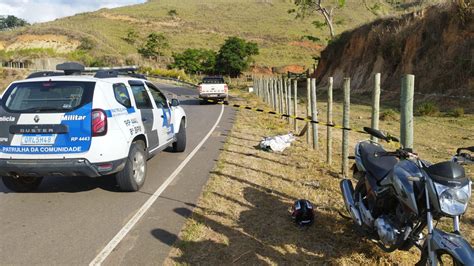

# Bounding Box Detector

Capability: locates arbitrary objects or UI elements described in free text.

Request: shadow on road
[178,99,203,106]
[0,175,120,193]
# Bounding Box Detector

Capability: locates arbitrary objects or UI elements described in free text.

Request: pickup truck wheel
[172,120,186,152]
[116,141,146,192]
[2,176,43,192]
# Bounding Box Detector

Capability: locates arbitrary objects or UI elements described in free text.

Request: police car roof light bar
[56,62,86,75]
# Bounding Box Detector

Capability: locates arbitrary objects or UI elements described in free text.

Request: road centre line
[90,104,225,265]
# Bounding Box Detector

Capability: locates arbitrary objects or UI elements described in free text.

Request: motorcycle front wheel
[417,249,462,266]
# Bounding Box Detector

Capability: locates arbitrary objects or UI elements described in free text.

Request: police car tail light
[92,109,107,137]
[224,85,228,93]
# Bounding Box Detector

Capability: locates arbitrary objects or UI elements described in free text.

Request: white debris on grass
[259,133,296,152]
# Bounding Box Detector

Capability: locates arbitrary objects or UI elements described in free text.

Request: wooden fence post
[270,79,275,109]
[306,77,311,144]
[342,78,351,177]
[265,78,270,104]
[288,78,292,124]
[273,78,278,111]
[293,79,298,131]
[282,77,286,115]
[310,78,318,150]
[254,77,258,96]
[371,73,381,143]
[279,78,284,114]
[255,78,259,97]
[327,77,333,164]
[401,74,415,150]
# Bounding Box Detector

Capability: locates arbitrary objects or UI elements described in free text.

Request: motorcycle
[340,127,473,265]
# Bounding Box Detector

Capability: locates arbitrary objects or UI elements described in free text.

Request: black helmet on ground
[291,199,314,226]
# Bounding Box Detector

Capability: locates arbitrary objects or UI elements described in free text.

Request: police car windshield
[2,81,95,113]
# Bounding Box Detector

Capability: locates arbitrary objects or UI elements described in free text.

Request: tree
[169,48,216,74]
[215,37,259,77]
[167,9,178,17]
[137,32,169,59]
[122,29,139,45]
[78,37,95,51]
[289,0,346,38]
[0,15,29,30]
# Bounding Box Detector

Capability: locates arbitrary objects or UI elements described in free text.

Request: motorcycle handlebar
[453,147,474,165]
[453,153,474,165]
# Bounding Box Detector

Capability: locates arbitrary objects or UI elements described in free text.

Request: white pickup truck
[198,76,228,103]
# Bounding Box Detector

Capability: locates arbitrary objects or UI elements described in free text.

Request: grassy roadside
[165,88,473,264]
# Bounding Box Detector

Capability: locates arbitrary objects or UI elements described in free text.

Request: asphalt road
[0,82,235,265]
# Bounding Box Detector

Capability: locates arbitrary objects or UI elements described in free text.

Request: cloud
[0,0,146,23]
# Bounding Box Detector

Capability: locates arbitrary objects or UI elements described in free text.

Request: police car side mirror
[171,99,180,107]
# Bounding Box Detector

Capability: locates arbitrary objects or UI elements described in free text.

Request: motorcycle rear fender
[427,229,474,264]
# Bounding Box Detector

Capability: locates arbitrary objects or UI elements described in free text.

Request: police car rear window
[2,81,95,113]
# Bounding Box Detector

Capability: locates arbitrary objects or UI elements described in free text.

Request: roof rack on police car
[26,71,64,79]
[26,62,147,80]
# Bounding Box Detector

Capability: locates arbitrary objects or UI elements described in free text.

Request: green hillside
[0,0,441,68]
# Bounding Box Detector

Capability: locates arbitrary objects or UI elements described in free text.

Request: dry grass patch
[0,68,28,92]
[164,89,474,265]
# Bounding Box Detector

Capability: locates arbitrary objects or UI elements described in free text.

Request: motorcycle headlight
[434,182,471,216]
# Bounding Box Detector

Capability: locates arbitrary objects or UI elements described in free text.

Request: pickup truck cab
[0,63,187,192]
[198,76,228,103]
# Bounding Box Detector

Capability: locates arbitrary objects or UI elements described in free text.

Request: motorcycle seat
[359,142,398,181]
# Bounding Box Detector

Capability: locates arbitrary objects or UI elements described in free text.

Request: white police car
[0,63,187,192]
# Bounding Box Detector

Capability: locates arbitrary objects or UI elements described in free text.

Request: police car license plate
[21,135,57,145]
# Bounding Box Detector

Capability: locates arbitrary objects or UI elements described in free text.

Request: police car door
[129,80,160,151]
[145,82,174,142]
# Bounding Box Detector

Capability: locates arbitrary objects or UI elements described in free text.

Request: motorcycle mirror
[363,127,388,141]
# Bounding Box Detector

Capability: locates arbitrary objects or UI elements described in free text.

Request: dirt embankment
[0,68,28,92]
[315,3,473,111]
[1,34,80,53]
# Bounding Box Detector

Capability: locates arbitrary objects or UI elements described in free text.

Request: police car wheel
[116,141,147,192]
[2,176,43,192]
[172,120,186,152]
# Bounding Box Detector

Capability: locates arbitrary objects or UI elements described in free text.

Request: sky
[0,0,147,23]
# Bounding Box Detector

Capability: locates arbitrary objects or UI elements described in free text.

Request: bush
[380,109,399,121]
[448,107,464,117]
[168,10,178,17]
[78,37,95,51]
[169,48,216,74]
[140,67,191,82]
[122,29,139,45]
[416,101,439,116]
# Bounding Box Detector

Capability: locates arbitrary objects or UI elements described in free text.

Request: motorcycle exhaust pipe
[340,179,362,226]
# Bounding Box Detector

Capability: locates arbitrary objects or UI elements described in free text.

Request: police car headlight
[434,182,471,216]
